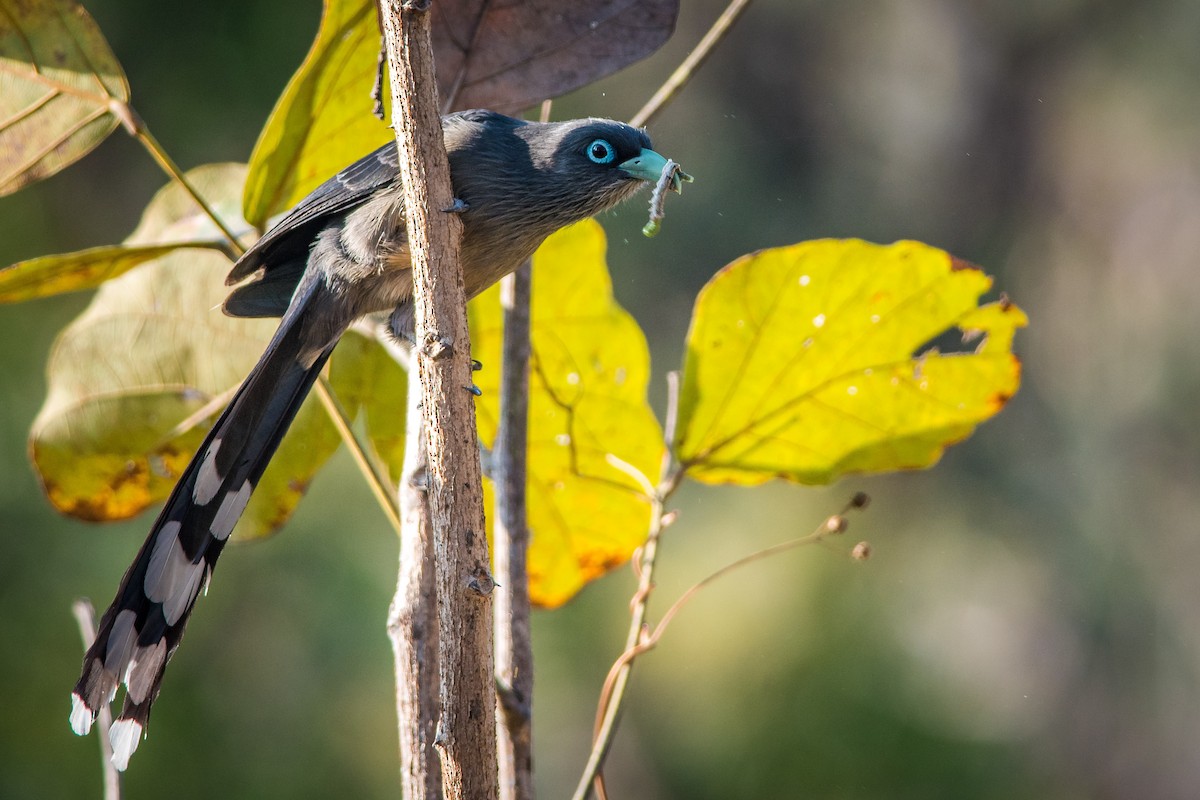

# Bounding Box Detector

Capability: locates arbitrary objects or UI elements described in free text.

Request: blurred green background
[3,0,1198,797]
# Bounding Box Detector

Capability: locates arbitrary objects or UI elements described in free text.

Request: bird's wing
[227,142,401,284]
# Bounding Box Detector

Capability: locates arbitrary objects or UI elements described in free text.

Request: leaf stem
[119,102,245,256]
[314,376,402,534]
[629,0,755,129]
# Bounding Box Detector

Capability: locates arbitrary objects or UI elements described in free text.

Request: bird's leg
[442,198,470,214]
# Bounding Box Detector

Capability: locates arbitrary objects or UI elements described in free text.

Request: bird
[68,109,684,770]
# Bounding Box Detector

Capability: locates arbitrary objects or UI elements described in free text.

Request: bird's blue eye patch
[586,139,616,164]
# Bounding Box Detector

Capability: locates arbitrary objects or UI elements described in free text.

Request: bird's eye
[586,139,616,164]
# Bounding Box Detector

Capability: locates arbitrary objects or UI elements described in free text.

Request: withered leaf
[433,0,680,114]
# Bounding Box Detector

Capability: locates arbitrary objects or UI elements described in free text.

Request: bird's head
[523,116,686,221]
[446,111,688,259]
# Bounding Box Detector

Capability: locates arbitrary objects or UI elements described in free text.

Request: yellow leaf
[0,0,129,195]
[125,163,251,246]
[331,329,408,483]
[676,239,1026,485]
[242,0,390,227]
[0,163,247,302]
[470,220,663,607]
[0,244,183,303]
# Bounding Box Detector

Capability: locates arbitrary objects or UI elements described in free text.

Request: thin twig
[662,371,681,449]
[576,496,868,800]
[492,96,549,800]
[602,519,852,687]
[570,371,686,800]
[71,600,121,800]
[313,376,402,533]
[117,102,245,256]
[573,478,672,800]
[629,0,755,129]
[372,37,388,121]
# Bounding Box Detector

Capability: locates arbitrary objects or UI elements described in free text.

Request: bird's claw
[466,384,482,396]
[443,198,470,214]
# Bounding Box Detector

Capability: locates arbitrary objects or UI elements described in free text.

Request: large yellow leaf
[242,0,389,227]
[28,164,361,539]
[470,220,662,607]
[0,0,129,195]
[0,163,246,302]
[676,239,1025,485]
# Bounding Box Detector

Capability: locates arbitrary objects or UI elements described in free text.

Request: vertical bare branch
[379,1,498,797]
[387,366,442,799]
[71,600,121,800]
[493,261,535,800]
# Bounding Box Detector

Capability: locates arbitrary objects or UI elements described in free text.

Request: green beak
[619,149,694,192]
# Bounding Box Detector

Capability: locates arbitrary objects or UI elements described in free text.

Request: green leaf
[0,0,129,195]
[470,220,663,607]
[242,0,390,228]
[675,239,1026,485]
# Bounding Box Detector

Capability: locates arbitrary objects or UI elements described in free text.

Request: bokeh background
[2,0,1198,797]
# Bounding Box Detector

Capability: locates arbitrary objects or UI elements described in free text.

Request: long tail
[69,277,344,770]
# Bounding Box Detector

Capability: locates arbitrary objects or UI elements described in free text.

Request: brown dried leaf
[433,0,679,113]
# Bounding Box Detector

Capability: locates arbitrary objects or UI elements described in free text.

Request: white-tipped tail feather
[69,692,94,736]
[69,277,341,770]
[109,719,143,772]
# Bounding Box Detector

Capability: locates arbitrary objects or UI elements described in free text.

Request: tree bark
[387,365,441,799]
[493,263,535,800]
[380,1,498,797]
